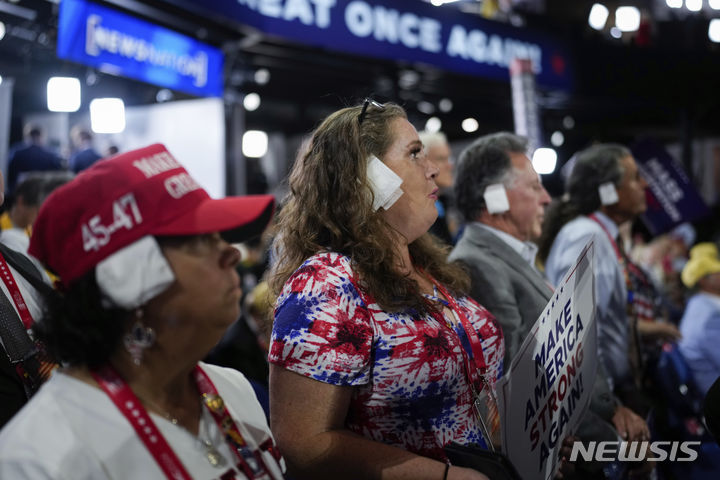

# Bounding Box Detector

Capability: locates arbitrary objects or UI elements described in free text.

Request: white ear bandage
[483,184,510,214]
[367,155,404,211]
[96,235,176,310]
[598,182,619,206]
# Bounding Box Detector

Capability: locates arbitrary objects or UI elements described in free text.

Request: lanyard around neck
[417,268,488,374]
[0,252,34,329]
[91,364,276,480]
[589,213,632,289]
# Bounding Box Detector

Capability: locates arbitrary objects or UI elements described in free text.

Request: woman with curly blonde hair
[268,100,504,480]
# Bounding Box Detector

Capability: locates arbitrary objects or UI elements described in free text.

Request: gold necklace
[139,395,228,469]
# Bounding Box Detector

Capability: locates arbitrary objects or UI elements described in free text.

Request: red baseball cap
[29,143,275,286]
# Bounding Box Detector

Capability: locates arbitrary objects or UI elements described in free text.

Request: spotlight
[242,130,268,158]
[243,92,261,111]
[615,6,640,32]
[425,117,441,133]
[461,118,479,133]
[588,4,609,30]
[47,77,81,112]
[90,98,126,133]
[532,148,557,175]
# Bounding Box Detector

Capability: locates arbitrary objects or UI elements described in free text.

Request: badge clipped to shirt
[472,378,503,451]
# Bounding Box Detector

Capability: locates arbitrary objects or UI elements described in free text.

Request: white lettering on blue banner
[85,14,209,87]
[237,0,336,28]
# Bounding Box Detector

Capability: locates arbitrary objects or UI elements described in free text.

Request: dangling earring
[123,309,156,366]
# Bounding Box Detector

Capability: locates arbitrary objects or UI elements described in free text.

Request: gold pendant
[205,447,227,468]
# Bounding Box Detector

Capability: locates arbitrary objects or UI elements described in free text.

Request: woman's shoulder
[282,252,356,290]
[0,373,104,477]
[299,251,353,274]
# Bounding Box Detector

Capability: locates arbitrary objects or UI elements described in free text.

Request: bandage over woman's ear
[598,182,619,206]
[367,155,404,211]
[96,235,175,310]
[483,184,510,214]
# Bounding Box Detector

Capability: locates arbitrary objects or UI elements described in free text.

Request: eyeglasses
[358,98,385,125]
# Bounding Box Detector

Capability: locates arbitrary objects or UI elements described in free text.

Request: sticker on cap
[483,184,510,214]
[598,182,619,206]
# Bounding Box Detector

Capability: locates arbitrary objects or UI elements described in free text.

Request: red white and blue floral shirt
[269,253,504,460]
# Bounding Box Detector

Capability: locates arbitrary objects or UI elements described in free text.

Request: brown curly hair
[270,102,469,313]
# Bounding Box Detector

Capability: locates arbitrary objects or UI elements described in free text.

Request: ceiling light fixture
[710,19,720,42]
[588,4,609,30]
[532,148,557,175]
[551,131,565,147]
[243,92,261,111]
[461,118,479,133]
[47,77,81,112]
[425,117,441,133]
[686,0,702,11]
[90,98,126,134]
[615,6,641,32]
[242,130,268,158]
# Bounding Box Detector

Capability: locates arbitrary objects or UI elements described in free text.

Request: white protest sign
[497,240,598,480]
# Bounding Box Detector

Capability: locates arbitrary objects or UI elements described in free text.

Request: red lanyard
[427,276,488,374]
[91,364,275,480]
[589,214,632,292]
[0,252,34,329]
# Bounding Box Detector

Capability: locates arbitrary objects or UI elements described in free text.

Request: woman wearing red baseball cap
[0,144,284,480]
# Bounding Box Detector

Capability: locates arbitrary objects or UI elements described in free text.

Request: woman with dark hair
[0,144,284,479]
[268,101,504,480]
[539,143,655,442]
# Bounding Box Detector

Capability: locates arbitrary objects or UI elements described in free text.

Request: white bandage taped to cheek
[598,182,619,206]
[366,155,404,211]
[96,235,176,310]
[483,184,510,214]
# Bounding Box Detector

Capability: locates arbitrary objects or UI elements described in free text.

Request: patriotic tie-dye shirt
[269,252,504,460]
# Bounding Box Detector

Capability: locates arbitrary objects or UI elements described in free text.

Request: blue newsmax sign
[57,0,224,97]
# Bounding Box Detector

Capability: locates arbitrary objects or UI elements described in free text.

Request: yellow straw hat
[681,242,720,288]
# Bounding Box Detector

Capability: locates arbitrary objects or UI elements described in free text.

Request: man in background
[68,125,102,173]
[419,130,456,244]
[6,124,64,195]
[450,132,649,477]
[0,172,74,254]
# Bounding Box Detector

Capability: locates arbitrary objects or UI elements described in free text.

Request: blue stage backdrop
[57,0,224,97]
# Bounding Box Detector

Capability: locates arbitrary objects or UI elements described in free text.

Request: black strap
[0,243,55,398]
[0,243,54,297]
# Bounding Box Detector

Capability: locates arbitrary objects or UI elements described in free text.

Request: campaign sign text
[633,139,709,235]
[157,0,571,89]
[497,241,597,480]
